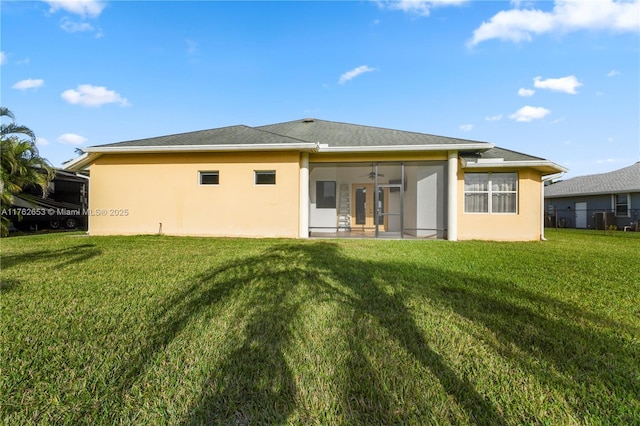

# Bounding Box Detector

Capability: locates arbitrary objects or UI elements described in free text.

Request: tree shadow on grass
[434,282,640,422]
[101,241,636,424]
[0,243,101,271]
[179,243,506,425]
[103,245,316,424]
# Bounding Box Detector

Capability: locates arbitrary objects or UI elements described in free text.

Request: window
[464,172,517,213]
[255,170,276,185]
[615,194,629,216]
[316,181,336,208]
[199,171,219,185]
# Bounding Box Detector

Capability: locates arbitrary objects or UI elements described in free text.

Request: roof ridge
[562,161,639,181]
[249,125,315,145]
[258,118,494,146]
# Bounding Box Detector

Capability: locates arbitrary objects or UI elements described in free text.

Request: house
[8,169,89,231]
[64,118,566,241]
[544,162,640,230]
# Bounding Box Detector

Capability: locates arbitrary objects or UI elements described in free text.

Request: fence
[545,208,639,230]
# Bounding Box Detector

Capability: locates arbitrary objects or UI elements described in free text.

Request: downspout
[447,151,458,241]
[540,172,563,241]
[300,152,310,238]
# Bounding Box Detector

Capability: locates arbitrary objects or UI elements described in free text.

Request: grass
[1,229,639,425]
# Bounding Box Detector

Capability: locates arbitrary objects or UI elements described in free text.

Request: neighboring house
[8,169,89,231]
[64,118,565,241]
[544,162,640,230]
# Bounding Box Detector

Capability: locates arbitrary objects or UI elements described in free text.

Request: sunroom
[308,161,448,239]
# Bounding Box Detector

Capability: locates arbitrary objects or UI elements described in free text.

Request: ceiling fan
[359,165,384,180]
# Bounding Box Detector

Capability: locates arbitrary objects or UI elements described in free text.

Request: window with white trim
[255,170,276,185]
[615,193,629,216]
[464,172,517,213]
[199,171,219,185]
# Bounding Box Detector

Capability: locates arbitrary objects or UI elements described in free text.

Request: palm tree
[1,107,55,236]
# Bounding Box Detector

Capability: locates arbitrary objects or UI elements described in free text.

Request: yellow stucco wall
[88,152,301,237]
[457,167,543,241]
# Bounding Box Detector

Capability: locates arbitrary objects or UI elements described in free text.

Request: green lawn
[1,230,639,425]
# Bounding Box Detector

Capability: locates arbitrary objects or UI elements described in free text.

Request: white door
[575,202,587,228]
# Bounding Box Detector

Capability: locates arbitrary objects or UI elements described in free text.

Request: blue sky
[2,0,639,178]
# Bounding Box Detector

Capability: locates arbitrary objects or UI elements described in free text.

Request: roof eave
[62,152,97,172]
[462,159,568,175]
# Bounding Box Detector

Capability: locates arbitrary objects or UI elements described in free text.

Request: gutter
[63,143,320,171]
[462,158,568,174]
[62,152,93,172]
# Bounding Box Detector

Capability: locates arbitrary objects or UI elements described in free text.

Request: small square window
[199,171,219,185]
[255,170,276,185]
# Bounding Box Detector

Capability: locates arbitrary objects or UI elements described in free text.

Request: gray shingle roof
[461,146,546,162]
[96,118,495,149]
[68,118,563,173]
[545,162,640,197]
[95,125,310,148]
[256,118,492,148]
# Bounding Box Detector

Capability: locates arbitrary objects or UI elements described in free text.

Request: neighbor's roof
[545,162,640,198]
[63,118,564,174]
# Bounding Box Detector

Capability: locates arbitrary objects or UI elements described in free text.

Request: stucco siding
[457,168,543,241]
[88,152,301,237]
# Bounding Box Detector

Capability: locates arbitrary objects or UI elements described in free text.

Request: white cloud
[338,65,376,84]
[0,51,6,65]
[12,79,45,90]
[459,124,473,131]
[57,133,87,145]
[509,105,551,122]
[44,0,106,18]
[485,114,503,121]
[36,137,50,146]
[380,0,468,17]
[518,88,535,96]
[534,75,582,94]
[607,70,620,77]
[61,84,130,107]
[468,0,640,46]
[60,17,94,33]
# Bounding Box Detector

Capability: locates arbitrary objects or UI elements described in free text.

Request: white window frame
[199,171,219,186]
[254,170,276,185]
[464,172,518,214]
[613,193,630,217]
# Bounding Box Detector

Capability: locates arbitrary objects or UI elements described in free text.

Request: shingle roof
[256,118,492,148]
[95,125,310,147]
[461,146,546,162]
[97,118,495,149]
[545,162,640,197]
[66,118,564,173]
